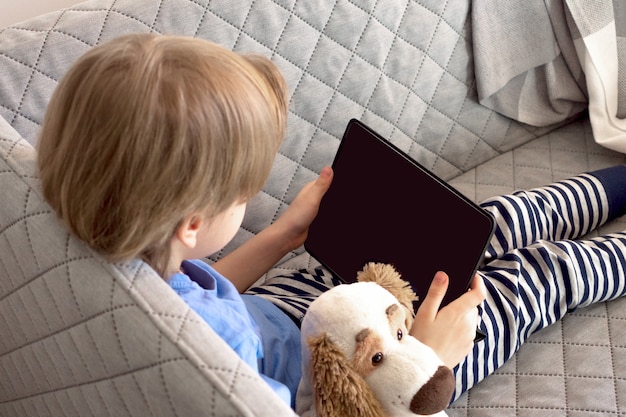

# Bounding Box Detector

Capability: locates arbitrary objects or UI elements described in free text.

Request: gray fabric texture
[0,0,560,269]
[472,0,587,126]
[1,0,626,415]
[473,0,626,154]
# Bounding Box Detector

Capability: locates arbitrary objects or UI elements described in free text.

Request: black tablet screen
[304,119,495,309]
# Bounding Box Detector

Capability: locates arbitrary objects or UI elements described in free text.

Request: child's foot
[587,165,626,220]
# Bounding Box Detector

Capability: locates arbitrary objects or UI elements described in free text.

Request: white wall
[0,0,81,28]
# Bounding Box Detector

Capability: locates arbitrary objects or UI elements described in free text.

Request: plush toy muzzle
[296,263,455,417]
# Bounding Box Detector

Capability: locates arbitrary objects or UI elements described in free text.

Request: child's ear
[175,214,204,249]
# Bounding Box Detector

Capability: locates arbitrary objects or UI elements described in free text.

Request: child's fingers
[416,271,449,321]
[462,274,487,308]
[315,166,333,192]
[297,166,333,205]
[419,273,485,322]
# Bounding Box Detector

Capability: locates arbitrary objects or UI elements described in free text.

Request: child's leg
[480,166,626,262]
[245,268,342,326]
[452,231,626,400]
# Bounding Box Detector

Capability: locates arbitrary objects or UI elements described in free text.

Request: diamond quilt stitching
[186,0,528,177]
[0,0,550,186]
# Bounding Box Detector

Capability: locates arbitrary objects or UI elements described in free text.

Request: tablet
[305,119,495,310]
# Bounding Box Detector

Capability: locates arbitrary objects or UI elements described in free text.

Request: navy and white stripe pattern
[245,268,342,325]
[453,171,626,400]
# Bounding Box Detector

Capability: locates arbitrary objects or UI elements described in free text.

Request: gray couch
[1,0,626,415]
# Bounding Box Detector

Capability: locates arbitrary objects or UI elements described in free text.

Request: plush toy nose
[409,366,456,415]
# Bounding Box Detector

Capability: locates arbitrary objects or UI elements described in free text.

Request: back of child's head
[37,33,288,275]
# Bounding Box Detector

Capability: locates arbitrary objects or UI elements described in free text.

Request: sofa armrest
[0,115,296,416]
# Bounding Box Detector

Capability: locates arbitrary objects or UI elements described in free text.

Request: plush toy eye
[397,329,403,340]
[372,352,384,365]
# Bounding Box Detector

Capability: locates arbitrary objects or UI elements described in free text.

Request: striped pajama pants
[245,166,626,400]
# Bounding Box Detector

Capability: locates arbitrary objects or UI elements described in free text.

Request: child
[36,32,626,410]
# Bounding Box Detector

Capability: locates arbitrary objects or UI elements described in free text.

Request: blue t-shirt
[167,259,301,407]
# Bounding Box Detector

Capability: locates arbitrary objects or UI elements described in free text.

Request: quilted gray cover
[1,0,626,415]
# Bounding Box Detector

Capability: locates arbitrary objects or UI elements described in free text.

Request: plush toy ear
[357,262,418,325]
[307,333,387,417]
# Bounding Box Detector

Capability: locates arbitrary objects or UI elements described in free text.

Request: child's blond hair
[37,33,288,276]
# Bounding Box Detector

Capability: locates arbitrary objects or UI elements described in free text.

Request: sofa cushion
[0,0,567,269]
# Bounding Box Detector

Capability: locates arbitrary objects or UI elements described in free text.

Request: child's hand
[410,272,486,369]
[272,166,333,251]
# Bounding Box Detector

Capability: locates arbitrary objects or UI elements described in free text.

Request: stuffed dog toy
[295,262,455,417]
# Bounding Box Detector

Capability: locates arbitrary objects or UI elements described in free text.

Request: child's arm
[411,272,486,369]
[213,167,334,292]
